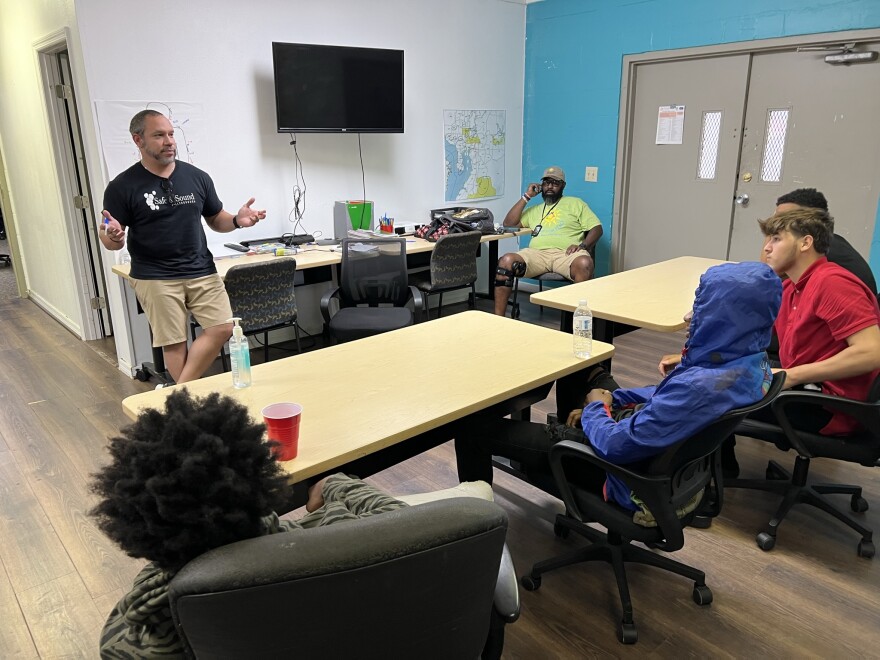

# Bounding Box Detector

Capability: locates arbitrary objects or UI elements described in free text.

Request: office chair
[320,237,423,343]
[409,230,481,320]
[508,246,594,320]
[520,373,785,644]
[727,375,880,558]
[190,257,301,370]
[168,498,517,660]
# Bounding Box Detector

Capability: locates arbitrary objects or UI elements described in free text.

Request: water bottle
[573,299,593,359]
[228,317,252,388]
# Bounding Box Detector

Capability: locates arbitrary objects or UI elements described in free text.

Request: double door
[619,37,880,270]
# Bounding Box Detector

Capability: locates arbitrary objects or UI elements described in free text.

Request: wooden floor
[1,292,878,658]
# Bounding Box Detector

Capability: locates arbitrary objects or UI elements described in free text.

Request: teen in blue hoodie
[456,261,781,510]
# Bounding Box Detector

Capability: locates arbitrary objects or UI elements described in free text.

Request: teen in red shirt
[761,207,880,435]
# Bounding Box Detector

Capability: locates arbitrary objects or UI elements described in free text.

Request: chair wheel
[851,495,869,513]
[617,621,638,644]
[553,522,570,539]
[857,539,875,559]
[135,369,150,382]
[692,584,713,605]
[520,575,541,591]
[690,515,712,529]
[756,532,776,551]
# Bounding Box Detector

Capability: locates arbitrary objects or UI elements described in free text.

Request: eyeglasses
[541,178,563,186]
[160,179,173,195]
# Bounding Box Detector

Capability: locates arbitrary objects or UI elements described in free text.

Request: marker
[102,217,109,233]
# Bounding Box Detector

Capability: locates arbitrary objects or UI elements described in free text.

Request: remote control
[224,242,250,253]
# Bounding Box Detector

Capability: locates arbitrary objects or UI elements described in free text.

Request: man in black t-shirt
[100,110,266,384]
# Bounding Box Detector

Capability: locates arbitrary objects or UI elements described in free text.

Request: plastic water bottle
[573,299,593,359]
[228,317,252,388]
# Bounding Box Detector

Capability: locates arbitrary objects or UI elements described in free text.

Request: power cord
[287,132,310,236]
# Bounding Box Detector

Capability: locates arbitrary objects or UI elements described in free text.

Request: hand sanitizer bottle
[573,299,593,359]
[228,317,252,388]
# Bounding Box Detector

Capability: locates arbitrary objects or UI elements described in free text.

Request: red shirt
[776,257,880,435]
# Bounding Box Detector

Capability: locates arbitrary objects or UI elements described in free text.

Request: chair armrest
[771,389,880,457]
[408,285,425,321]
[319,287,341,324]
[492,543,520,623]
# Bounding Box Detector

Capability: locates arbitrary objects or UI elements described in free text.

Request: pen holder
[379,217,395,234]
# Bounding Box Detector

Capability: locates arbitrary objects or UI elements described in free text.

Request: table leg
[475,239,501,300]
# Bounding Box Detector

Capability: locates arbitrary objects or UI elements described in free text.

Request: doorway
[614,29,880,271]
[38,39,112,339]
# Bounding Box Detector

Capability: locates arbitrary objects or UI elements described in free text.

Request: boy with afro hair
[92,389,407,658]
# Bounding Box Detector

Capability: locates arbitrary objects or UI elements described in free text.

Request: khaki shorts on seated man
[494,166,603,315]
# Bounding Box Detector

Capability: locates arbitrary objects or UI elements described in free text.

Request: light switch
[585,166,598,182]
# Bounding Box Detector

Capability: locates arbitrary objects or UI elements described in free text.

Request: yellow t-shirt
[520,196,601,250]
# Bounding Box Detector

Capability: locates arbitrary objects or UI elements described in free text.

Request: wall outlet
[585,166,599,182]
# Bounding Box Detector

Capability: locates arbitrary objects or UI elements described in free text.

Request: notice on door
[655,105,685,145]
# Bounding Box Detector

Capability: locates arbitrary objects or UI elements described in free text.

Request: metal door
[620,55,750,270]
[728,42,880,262]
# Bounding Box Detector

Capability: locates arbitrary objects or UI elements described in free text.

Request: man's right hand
[525,182,541,198]
[658,353,682,376]
[100,211,126,247]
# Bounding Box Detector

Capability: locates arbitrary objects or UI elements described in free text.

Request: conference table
[529,256,727,345]
[122,310,614,506]
[111,229,529,383]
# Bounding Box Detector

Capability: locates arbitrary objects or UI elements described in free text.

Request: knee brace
[495,261,526,288]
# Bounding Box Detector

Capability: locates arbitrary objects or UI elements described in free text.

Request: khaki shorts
[517,247,592,279]
[131,274,232,347]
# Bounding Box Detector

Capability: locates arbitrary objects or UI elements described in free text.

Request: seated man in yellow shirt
[493,166,603,315]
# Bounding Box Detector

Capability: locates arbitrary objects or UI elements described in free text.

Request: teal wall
[522,0,880,276]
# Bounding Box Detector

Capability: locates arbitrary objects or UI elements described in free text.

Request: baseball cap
[541,166,565,182]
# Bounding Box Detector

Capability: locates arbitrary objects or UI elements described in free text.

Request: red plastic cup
[262,402,302,461]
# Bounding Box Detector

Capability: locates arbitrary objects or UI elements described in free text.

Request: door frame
[34,28,108,340]
[612,27,880,273]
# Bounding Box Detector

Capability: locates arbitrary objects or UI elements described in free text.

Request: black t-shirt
[828,233,877,295]
[103,161,223,279]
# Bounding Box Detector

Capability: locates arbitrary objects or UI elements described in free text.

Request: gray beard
[541,191,562,204]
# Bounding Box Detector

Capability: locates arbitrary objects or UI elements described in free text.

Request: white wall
[0,0,527,373]
[0,1,86,335]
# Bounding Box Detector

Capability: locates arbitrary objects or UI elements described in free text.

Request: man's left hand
[235,197,267,227]
[586,388,613,407]
[565,243,583,255]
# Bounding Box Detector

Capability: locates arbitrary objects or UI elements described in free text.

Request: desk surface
[529,256,728,332]
[122,311,613,482]
[110,230,529,281]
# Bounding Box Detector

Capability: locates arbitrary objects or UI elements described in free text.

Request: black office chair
[508,246,594,319]
[727,375,880,558]
[320,237,424,343]
[190,257,301,370]
[520,373,785,644]
[409,231,481,320]
[168,498,518,660]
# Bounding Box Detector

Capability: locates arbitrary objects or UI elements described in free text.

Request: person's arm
[567,224,604,256]
[779,324,880,389]
[204,197,266,233]
[658,353,683,376]
[503,182,540,227]
[98,210,126,251]
[305,473,406,518]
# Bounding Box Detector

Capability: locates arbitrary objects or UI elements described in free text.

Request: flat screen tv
[272,42,404,133]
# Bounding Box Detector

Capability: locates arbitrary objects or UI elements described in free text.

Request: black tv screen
[272,42,404,133]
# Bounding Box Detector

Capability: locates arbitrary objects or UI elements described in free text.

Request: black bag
[444,207,495,235]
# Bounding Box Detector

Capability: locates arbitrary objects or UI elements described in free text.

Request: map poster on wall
[94,100,205,179]
[444,109,505,202]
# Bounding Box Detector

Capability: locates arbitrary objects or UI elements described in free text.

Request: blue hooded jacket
[581,261,782,510]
